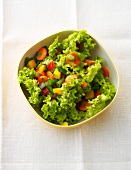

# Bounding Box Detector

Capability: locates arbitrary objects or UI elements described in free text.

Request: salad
[18,30,116,125]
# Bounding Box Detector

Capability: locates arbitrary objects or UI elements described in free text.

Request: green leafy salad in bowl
[18,30,117,127]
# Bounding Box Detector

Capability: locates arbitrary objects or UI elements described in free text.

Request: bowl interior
[18,30,119,127]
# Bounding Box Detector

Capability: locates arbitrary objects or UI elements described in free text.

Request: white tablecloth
[1,0,131,169]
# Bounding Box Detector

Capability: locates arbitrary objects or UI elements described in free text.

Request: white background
[1,0,131,169]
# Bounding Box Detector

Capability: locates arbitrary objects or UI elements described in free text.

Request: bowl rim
[17,29,120,128]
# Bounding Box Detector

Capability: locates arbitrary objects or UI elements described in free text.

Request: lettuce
[18,30,116,125]
[41,78,90,125]
[18,67,38,82]
[62,30,96,57]
[84,68,116,119]
[48,36,61,58]
[83,57,102,83]
[92,67,116,101]
[18,67,42,106]
[84,94,108,119]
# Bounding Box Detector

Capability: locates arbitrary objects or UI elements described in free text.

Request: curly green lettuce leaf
[41,95,67,124]
[82,57,102,83]
[93,67,116,100]
[84,70,116,119]
[41,78,90,125]
[18,67,42,106]
[100,81,116,101]
[62,30,96,58]
[48,36,61,58]
[84,94,108,119]
[18,67,38,83]
[66,107,84,125]
[57,56,102,81]
[24,79,42,105]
